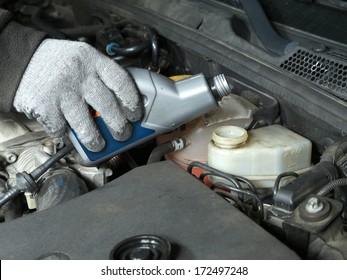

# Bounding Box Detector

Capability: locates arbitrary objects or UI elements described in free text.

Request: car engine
[0,0,346,260]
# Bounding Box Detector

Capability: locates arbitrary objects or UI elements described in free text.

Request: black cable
[257,190,274,202]
[214,182,264,218]
[31,143,74,180]
[233,175,257,193]
[0,188,21,209]
[200,170,259,200]
[146,26,159,71]
[316,178,347,197]
[108,24,159,70]
[214,188,247,212]
[188,161,263,218]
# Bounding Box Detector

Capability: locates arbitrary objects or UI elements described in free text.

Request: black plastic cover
[0,161,298,259]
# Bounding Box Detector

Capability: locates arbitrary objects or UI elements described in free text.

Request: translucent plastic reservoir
[207,125,312,188]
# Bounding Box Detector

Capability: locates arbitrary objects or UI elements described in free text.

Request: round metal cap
[110,235,171,260]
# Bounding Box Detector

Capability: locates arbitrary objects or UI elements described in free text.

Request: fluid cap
[209,74,233,100]
[212,126,248,149]
[110,235,171,260]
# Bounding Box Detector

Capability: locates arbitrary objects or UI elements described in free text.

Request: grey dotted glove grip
[14,39,143,152]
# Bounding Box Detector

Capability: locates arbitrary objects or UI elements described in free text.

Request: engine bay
[0,0,347,259]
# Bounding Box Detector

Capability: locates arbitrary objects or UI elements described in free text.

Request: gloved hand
[13,39,143,152]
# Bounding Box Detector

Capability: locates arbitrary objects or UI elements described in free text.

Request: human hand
[14,39,143,152]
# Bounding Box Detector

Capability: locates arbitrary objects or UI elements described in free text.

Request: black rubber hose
[147,142,175,164]
[148,138,185,164]
[316,178,347,197]
[121,25,158,67]
[241,0,298,56]
[59,25,102,38]
[110,39,151,56]
[147,26,159,71]
[31,8,67,39]
[0,187,21,208]
[109,25,158,68]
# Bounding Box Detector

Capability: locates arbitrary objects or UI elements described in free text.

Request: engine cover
[0,161,298,259]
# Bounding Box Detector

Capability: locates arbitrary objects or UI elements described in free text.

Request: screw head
[5,153,17,163]
[299,195,331,222]
[305,197,324,214]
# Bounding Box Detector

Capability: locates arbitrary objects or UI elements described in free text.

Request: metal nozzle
[209,74,233,100]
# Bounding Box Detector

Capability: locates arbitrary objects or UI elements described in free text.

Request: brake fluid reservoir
[207,125,312,188]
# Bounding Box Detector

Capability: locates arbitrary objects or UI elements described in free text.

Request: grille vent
[280,49,347,101]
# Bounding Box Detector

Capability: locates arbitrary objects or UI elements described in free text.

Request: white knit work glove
[14,39,143,152]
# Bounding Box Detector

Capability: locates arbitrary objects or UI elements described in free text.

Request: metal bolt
[305,197,324,214]
[52,138,64,149]
[5,152,17,163]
